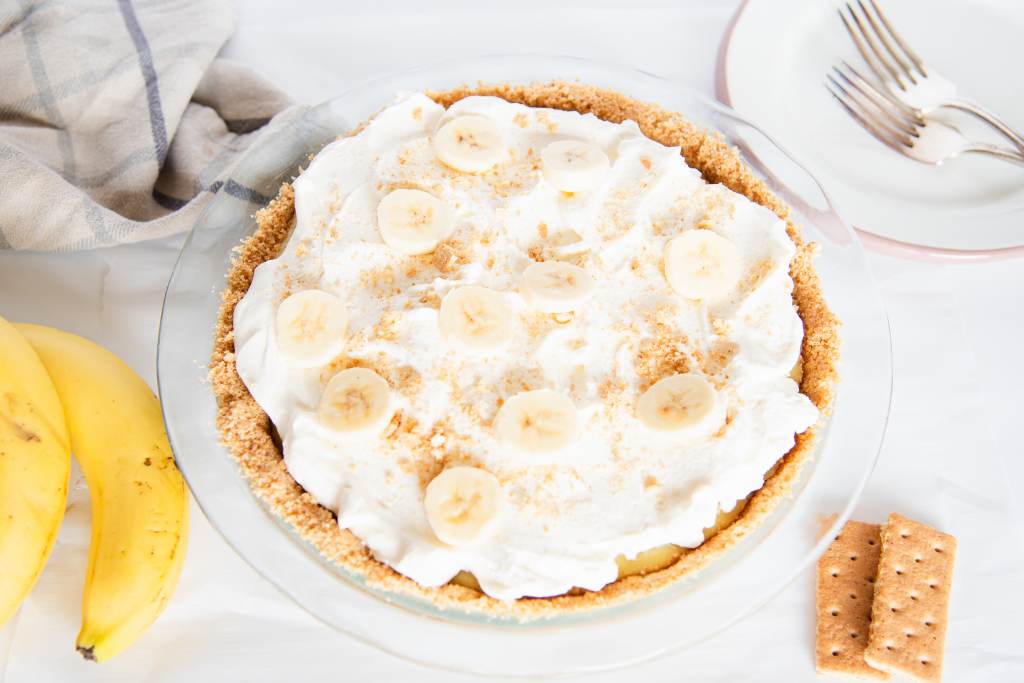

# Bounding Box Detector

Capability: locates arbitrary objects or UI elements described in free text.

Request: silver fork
[826,62,1024,166]
[839,0,1024,153]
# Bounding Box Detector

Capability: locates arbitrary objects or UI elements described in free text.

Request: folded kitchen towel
[0,0,300,251]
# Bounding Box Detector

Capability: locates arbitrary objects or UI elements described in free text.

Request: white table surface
[2,1,1023,681]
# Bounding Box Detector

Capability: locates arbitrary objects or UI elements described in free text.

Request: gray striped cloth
[0,0,299,251]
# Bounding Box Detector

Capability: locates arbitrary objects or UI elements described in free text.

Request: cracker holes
[850,632,858,639]
[830,609,839,617]
[867,539,875,545]
[924,620,934,627]
[890,605,899,613]
[849,554,857,561]
[831,649,840,657]
[900,530,910,539]
[920,658,930,666]
[849,593,857,600]
[895,568,903,576]
[934,546,943,553]
[928,582,938,590]
[914,556,922,563]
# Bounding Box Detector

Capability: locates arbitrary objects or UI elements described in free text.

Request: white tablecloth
[2,1,1023,680]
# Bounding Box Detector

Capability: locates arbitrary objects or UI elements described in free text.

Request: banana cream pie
[211,82,839,616]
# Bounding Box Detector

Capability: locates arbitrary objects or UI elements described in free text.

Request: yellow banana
[17,324,189,663]
[0,316,71,627]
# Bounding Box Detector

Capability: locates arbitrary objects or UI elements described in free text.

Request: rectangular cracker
[864,514,957,682]
[816,520,889,679]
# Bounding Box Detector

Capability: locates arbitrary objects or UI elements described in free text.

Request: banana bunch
[0,317,189,663]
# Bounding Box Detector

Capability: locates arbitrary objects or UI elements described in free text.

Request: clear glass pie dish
[157,55,892,677]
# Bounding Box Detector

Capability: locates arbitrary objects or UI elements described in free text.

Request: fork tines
[826,63,921,153]
[839,0,928,91]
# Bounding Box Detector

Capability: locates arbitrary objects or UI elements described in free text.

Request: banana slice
[541,140,610,193]
[494,389,580,453]
[318,367,394,436]
[635,373,720,433]
[275,289,348,367]
[433,115,505,173]
[424,466,502,546]
[520,261,595,314]
[439,285,514,351]
[664,230,742,301]
[377,189,452,255]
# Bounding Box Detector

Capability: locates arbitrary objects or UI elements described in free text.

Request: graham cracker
[864,514,956,682]
[816,520,890,679]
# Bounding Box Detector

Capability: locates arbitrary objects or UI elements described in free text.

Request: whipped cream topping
[233,92,818,600]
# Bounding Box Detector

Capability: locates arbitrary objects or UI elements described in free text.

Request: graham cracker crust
[209,81,840,619]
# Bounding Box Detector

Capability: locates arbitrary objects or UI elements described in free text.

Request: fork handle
[943,99,1024,153]
[965,142,1024,166]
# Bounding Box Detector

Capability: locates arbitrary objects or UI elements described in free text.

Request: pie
[210,81,839,618]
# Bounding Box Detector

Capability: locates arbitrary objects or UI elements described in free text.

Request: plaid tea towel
[0,0,299,251]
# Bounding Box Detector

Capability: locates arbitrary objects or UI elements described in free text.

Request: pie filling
[232,92,818,601]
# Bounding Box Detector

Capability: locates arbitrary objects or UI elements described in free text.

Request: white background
[2,1,1023,680]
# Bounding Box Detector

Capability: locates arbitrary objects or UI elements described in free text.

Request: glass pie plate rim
[156,54,892,677]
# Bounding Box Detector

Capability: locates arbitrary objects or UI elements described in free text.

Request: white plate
[719,0,1024,258]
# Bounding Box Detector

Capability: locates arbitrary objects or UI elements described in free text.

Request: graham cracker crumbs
[634,303,693,391]
[651,217,670,236]
[359,264,396,294]
[635,334,690,392]
[694,186,736,231]
[373,311,399,341]
[210,81,840,620]
[394,366,423,400]
[741,258,776,294]
[598,376,627,409]
[702,339,739,377]
[712,409,737,439]
[522,312,561,340]
[498,366,547,397]
[417,290,440,309]
[431,239,469,273]
[534,111,558,132]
